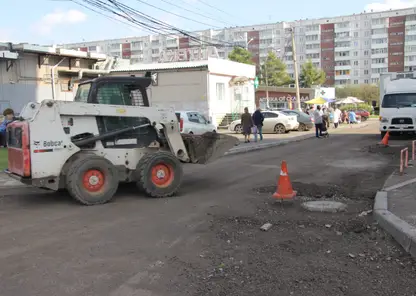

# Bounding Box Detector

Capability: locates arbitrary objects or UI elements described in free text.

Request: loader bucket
[181,132,239,164]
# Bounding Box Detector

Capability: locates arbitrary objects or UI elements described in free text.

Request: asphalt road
[1,120,416,296]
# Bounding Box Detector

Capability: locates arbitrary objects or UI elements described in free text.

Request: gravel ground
[166,142,416,296]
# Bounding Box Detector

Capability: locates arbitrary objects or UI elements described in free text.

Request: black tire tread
[66,154,119,206]
[299,123,306,131]
[136,151,183,198]
[274,124,286,134]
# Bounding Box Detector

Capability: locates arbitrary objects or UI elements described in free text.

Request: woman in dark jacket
[241,107,254,143]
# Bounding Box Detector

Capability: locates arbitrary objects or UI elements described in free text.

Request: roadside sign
[254,76,259,89]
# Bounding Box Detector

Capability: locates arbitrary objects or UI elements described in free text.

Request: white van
[379,72,416,138]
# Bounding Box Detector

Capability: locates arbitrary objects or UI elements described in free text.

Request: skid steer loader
[5,76,238,205]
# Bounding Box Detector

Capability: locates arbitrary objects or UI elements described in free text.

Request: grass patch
[370,115,379,118]
[0,148,8,170]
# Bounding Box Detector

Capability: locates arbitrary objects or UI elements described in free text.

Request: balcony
[406,39,416,46]
[371,52,388,59]
[305,39,321,44]
[371,62,388,68]
[371,33,388,39]
[166,41,178,48]
[335,75,351,80]
[371,43,388,49]
[371,23,388,29]
[305,47,320,54]
[335,64,352,71]
[334,55,351,61]
[334,26,351,33]
[405,60,416,67]
[305,29,320,36]
[334,46,351,52]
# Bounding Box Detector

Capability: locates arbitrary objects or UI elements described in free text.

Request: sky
[1,0,416,45]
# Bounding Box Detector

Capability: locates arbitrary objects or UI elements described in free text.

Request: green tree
[299,60,326,87]
[335,84,379,104]
[228,47,254,65]
[260,51,292,86]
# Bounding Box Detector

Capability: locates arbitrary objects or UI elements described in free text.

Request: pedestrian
[241,107,254,143]
[313,105,323,138]
[0,108,16,147]
[333,106,341,128]
[321,114,330,138]
[252,107,264,142]
[348,110,357,125]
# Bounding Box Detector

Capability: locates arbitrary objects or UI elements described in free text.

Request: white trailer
[379,72,416,138]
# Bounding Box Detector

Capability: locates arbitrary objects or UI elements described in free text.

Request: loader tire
[136,151,183,198]
[66,155,119,206]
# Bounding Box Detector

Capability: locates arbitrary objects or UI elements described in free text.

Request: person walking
[241,107,254,143]
[252,107,264,142]
[313,105,323,138]
[333,107,341,128]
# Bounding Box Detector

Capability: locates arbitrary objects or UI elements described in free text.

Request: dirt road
[0,121,415,296]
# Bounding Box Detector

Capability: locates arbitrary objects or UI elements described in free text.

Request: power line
[70,0,164,36]
[193,0,247,22]
[73,0,241,48]
[170,0,238,26]
[132,0,223,29]
[156,0,234,27]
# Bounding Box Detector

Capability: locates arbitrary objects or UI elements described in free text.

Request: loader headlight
[380,117,389,123]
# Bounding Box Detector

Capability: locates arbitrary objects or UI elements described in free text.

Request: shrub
[339,103,373,112]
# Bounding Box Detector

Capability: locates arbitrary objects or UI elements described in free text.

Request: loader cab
[74,76,156,148]
[74,76,151,107]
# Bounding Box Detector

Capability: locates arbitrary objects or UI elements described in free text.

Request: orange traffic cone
[273,161,297,200]
[379,131,390,147]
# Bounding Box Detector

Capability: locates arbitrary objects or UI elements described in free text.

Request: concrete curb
[226,122,369,156]
[374,190,416,258]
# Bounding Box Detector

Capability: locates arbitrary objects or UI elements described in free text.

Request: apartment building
[61,7,416,86]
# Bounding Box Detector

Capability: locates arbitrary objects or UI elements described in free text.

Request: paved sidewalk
[375,160,416,257]
[226,121,369,155]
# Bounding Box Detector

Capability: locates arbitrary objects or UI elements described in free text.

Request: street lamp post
[246,37,254,50]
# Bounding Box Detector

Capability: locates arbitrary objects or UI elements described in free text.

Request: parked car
[353,109,370,121]
[228,111,299,134]
[175,111,217,135]
[280,109,314,131]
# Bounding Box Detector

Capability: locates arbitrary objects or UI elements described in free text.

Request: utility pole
[265,63,269,102]
[291,27,301,111]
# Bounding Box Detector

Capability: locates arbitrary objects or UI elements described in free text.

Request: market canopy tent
[305,97,327,104]
[336,97,364,104]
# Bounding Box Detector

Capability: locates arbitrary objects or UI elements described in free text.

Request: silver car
[281,110,314,131]
[228,111,299,134]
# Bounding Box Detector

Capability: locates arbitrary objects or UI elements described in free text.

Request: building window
[364,79,369,84]
[216,83,225,100]
[354,32,359,38]
[353,61,359,66]
[364,70,369,75]
[354,80,358,84]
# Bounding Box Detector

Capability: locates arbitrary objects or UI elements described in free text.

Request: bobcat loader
[6,76,238,205]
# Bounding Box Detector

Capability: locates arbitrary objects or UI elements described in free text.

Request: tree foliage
[299,60,326,87]
[335,84,379,104]
[228,47,254,65]
[260,51,293,87]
